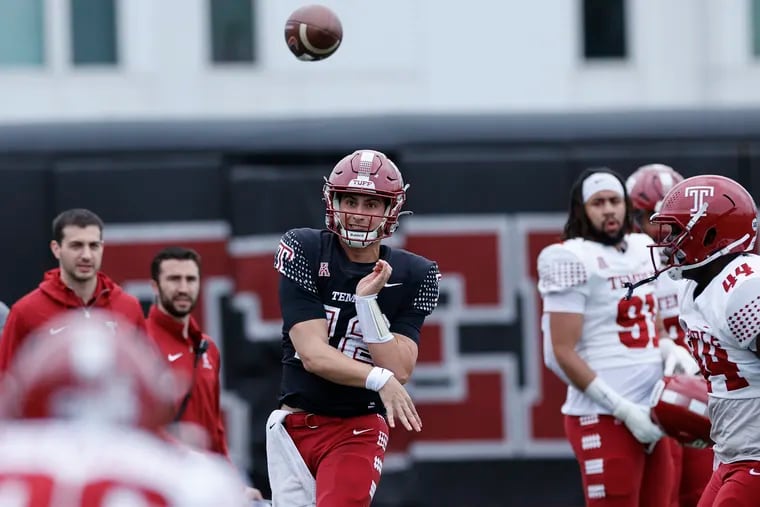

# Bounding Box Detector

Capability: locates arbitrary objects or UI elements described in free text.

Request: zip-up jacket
[0,269,146,372]
[145,305,229,458]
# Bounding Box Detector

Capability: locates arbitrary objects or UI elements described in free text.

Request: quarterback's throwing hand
[356,260,393,297]
[379,376,422,432]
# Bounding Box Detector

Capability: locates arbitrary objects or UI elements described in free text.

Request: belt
[285,412,343,429]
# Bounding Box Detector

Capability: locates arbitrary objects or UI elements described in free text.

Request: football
[284,5,343,61]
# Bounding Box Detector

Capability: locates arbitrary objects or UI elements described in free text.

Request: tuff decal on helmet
[323,149,409,248]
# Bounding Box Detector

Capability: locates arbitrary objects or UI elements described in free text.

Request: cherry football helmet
[323,149,409,248]
[650,175,758,280]
[0,310,182,430]
[650,374,712,448]
[625,164,684,228]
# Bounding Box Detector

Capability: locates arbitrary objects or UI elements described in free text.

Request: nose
[348,208,370,222]
[602,200,619,216]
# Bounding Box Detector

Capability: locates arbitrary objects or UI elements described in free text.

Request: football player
[0,310,248,506]
[267,149,440,506]
[538,168,674,506]
[626,164,711,507]
[648,174,760,507]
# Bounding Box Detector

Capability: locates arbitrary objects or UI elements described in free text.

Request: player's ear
[50,240,61,260]
[150,279,160,299]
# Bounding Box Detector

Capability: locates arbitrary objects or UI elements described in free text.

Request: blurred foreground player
[0,310,246,507]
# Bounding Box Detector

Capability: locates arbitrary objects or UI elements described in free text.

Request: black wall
[0,111,757,507]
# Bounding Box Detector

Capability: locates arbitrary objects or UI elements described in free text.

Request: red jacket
[0,269,146,372]
[145,305,229,458]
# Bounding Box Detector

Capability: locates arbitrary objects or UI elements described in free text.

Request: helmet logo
[685,186,714,215]
[348,178,375,189]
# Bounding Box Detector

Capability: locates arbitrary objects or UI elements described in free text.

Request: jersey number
[616,294,656,348]
[687,332,749,392]
[0,474,170,506]
[722,263,754,293]
[324,304,375,365]
[662,315,685,343]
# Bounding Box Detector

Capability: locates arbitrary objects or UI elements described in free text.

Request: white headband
[582,172,625,203]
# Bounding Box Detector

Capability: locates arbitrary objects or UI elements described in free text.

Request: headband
[582,173,625,203]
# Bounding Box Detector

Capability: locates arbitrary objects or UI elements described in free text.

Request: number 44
[722,263,754,292]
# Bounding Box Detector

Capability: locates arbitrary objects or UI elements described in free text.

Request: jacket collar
[148,305,204,346]
[38,268,115,307]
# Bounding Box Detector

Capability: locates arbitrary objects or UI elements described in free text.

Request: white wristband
[584,377,624,412]
[355,294,394,344]
[365,367,394,391]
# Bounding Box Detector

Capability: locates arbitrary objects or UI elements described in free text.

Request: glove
[585,377,664,444]
[659,338,700,376]
[612,398,664,444]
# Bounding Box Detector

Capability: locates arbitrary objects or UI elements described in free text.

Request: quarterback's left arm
[356,261,439,384]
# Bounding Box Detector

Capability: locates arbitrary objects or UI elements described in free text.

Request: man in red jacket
[146,246,263,501]
[0,208,146,372]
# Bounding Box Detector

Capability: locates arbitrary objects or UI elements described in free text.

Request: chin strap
[624,274,660,301]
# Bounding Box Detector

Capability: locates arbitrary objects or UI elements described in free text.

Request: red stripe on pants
[565,414,675,507]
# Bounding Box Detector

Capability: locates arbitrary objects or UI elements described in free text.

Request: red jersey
[145,305,229,458]
[0,269,146,372]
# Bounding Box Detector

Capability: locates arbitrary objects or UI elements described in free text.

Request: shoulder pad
[537,243,588,294]
[725,274,760,347]
[274,228,319,295]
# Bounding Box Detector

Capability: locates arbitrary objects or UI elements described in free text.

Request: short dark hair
[52,209,105,243]
[562,168,634,241]
[150,246,202,282]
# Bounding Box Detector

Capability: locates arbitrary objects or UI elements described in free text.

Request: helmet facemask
[324,186,407,248]
[651,200,755,280]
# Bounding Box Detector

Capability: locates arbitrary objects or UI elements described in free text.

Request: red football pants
[565,414,675,507]
[697,460,760,507]
[669,442,713,507]
[286,412,389,507]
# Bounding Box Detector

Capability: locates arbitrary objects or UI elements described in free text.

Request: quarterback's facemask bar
[324,181,410,249]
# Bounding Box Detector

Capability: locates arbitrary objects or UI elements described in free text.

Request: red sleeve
[213,347,231,458]
[130,299,148,334]
[0,306,31,373]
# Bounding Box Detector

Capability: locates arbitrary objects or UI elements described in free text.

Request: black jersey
[274,228,440,417]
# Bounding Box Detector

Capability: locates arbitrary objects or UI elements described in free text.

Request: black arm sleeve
[279,275,326,332]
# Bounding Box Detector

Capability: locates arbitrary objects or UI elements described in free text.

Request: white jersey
[538,234,663,415]
[0,421,246,507]
[678,253,760,463]
[655,274,687,344]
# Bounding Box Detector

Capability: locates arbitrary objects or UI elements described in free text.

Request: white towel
[266,410,317,507]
